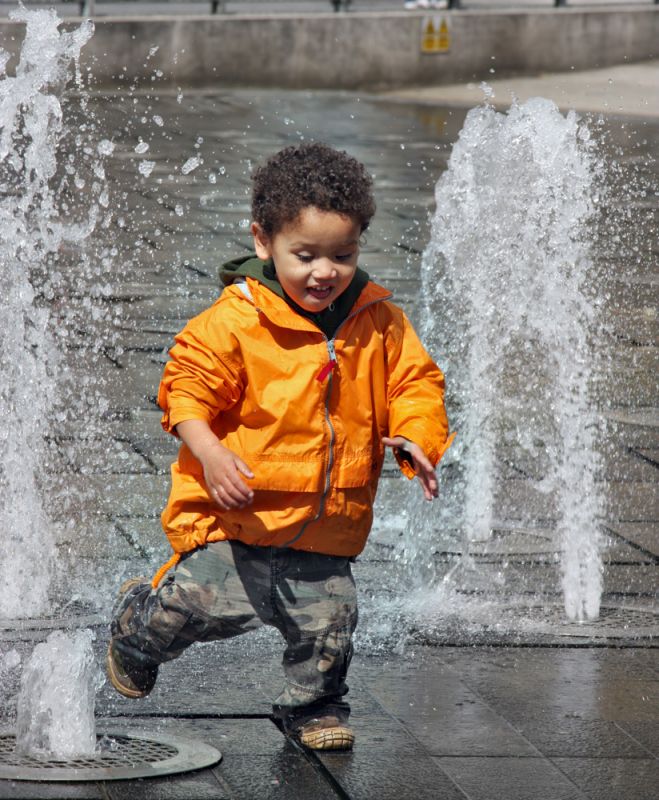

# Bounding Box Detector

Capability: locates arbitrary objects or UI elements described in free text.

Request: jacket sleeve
[158,306,244,435]
[385,308,454,478]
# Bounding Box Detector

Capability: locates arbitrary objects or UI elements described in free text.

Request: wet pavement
[0,78,657,797]
[383,59,659,119]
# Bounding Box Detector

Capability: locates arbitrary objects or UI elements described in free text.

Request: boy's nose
[312,259,337,280]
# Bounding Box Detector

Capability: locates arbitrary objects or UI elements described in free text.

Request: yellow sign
[421,16,451,55]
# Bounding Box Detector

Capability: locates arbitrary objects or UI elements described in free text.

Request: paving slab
[436,755,588,800]
[551,757,659,800]
[511,717,653,759]
[616,721,659,756]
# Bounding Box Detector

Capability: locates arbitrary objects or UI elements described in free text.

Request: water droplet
[97,139,114,156]
[181,156,201,175]
[138,160,156,177]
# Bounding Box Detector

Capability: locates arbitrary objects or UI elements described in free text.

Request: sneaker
[295,716,355,751]
[107,577,158,699]
[112,576,148,616]
[106,641,158,699]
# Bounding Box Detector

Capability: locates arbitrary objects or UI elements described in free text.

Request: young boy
[107,142,453,751]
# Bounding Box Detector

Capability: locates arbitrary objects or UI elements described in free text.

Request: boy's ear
[251,222,272,260]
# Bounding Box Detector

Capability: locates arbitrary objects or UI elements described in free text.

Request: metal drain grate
[0,730,222,782]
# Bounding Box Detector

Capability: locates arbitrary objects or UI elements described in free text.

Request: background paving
[0,70,656,797]
[383,60,659,119]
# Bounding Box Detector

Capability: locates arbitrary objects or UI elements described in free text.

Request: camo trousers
[111,540,358,726]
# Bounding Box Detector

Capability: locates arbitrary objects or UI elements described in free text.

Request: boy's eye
[296,253,313,263]
[335,253,354,262]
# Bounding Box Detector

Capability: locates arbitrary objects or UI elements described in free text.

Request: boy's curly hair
[251,142,376,236]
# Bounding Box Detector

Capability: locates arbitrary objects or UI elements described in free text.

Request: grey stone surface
[1,75,657,798]
[100,718,337,800]
[0,783,104,799]
[616,721,659,757]
[511,718,653,759]
[436,755,588,800]
[551,757,659,800]
[384,60,659,119]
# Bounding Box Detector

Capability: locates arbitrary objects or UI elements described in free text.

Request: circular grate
[0,729,221,782]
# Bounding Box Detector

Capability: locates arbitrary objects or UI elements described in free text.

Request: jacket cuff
[161,405,212,435]
[393,431,456,480]
[393,447,417,480]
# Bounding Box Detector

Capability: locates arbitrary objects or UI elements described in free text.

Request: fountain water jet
[0,6,94,619]
[0,5,106,760]
[415,96,606,622]
[15,629,99,758]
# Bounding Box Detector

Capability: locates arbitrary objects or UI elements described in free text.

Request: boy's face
[251,206,361,313]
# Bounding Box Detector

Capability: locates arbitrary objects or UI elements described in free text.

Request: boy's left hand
[382,436,438,501]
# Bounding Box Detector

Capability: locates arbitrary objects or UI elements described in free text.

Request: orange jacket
[158,276,452,559]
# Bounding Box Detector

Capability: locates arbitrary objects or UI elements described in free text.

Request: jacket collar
[243,277,392,336]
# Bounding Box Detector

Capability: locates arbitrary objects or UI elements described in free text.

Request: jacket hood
[220,254,283,297]
[219,252,372,340]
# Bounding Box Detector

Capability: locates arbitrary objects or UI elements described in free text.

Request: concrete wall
[1,7,657,89]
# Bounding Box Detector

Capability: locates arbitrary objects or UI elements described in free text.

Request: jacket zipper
[281,295,390,548]
[281,338,336,547]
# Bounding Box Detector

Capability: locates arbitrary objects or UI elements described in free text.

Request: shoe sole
[106,644,151,700]
[299,726,355,751]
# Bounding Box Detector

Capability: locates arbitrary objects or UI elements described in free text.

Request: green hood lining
[220,253,370,340]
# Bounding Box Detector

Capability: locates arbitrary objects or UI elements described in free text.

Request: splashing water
[0,5,105,759]
[415,97,606,622]
[15,629,100,758]
[0,7,94,618]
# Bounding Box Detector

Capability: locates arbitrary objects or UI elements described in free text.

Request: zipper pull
[316,359,337,382]
[317,340,337,382]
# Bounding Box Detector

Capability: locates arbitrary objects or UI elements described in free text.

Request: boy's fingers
[418,464,439,500]
[383,436,439,500]
[224,474,253,501]
[235,458,254,479]
[211,472,253,508]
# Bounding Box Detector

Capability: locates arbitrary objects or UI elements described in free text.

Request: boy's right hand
[175,419,254,509]
[200,443,254,510]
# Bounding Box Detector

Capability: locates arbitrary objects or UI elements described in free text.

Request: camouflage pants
[111,540,358,726]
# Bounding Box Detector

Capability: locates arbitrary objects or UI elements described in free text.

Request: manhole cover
[0,730,221,782]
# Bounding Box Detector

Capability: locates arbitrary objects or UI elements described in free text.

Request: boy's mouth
[307,286,333,301]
